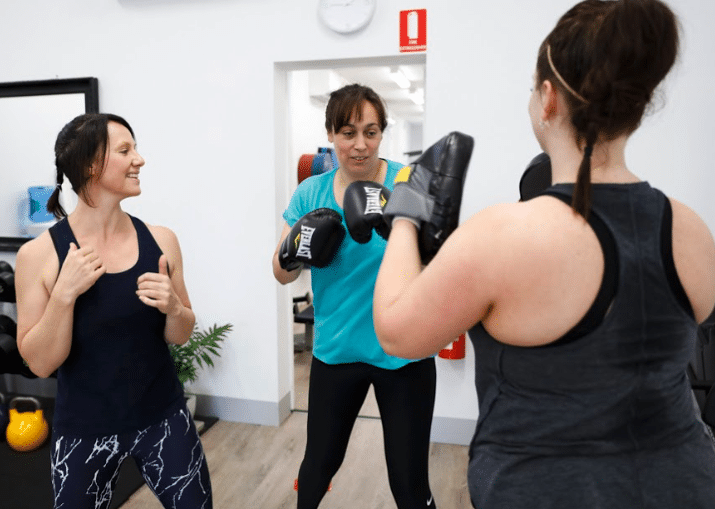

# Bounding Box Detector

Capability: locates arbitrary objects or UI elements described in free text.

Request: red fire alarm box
[439,333,466,360]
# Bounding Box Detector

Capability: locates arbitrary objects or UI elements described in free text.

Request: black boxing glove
[383,131,474,264]
[519,152,551,201]
[279,208,346,271]
[343,181,391,243]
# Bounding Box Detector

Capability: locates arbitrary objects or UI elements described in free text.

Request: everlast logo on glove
[295,226,316,260]
[363,187,387,216]
[343,181,392,243]
[279,208,346,271]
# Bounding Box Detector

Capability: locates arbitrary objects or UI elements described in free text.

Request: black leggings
[51,406,212,509]
[298,357,437,509]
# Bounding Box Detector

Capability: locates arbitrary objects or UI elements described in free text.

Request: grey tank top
[467,182,715,508]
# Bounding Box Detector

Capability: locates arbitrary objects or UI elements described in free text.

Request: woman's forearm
[373,220,423,355]
[163,304,196,346]
[19,293,76,378]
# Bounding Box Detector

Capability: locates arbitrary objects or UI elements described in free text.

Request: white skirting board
[195,393,477,446]
[430,416,477,446]
[195,392,292,428]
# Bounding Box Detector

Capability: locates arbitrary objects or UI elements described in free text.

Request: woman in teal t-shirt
[272,84,437,509]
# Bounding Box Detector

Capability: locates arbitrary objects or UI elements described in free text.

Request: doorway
[275,54,426,418]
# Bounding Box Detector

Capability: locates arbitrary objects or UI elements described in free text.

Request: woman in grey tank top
[373,1,715,508]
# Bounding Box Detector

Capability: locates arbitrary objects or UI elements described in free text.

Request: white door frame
[273,53,427,414]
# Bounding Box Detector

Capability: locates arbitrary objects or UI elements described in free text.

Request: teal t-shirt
[283,159,413,369]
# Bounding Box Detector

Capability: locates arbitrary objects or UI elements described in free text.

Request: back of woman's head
[47,113,134,218]
[536,0,679,216]
[325,83,388,134]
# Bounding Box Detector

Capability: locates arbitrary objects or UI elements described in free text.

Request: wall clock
[318,0,376,34]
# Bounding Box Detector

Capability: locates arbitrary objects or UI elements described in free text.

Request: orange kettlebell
[6,396,49,452]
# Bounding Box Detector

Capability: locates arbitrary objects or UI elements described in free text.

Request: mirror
[0,77,99,251]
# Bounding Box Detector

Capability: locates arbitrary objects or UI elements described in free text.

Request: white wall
[1,0,714,443]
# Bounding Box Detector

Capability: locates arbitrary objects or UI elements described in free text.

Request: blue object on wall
[28,186,54,223]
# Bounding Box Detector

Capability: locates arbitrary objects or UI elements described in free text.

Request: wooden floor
[120,346,473,508]
[120,412,472,508]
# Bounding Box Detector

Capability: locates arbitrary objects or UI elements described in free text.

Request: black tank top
[50,215,184,436]
[469,182,701,455]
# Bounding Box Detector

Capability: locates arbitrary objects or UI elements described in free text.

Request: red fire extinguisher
[439,333,466,360]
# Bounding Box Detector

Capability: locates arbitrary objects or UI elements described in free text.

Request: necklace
[337,161,382,188]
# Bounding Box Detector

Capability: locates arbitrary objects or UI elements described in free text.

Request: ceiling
[308,64,425,122]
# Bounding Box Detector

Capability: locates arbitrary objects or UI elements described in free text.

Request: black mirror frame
[0,77,99,252]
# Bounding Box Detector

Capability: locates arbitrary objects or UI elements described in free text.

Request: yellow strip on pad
[395,166,412,183]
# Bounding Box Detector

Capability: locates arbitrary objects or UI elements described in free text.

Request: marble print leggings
[50,407,212,509]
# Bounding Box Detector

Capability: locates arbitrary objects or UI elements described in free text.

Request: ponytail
[46,167,67,219]
[572,143,594,219]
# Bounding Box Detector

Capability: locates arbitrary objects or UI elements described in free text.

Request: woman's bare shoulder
[144,223,179,245]
[459,197,577,251]
[15,230,60,293]
[144,223,182,264]
[16,230,56,265]
[668,196,715,322]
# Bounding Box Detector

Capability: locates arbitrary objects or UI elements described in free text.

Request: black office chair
[293,292,314,352]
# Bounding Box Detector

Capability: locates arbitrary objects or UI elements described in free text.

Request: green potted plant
[168,323,232,417]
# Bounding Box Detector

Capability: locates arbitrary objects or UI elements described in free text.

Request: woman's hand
[136,255,183,316]
[53,242,105,303]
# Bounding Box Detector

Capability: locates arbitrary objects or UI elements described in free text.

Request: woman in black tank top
[14,113,212,508]
[373,1,715,508]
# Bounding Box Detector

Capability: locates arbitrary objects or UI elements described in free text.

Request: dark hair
[47,113,135,218]
[324,83,388,134]
[537,0,679,217]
